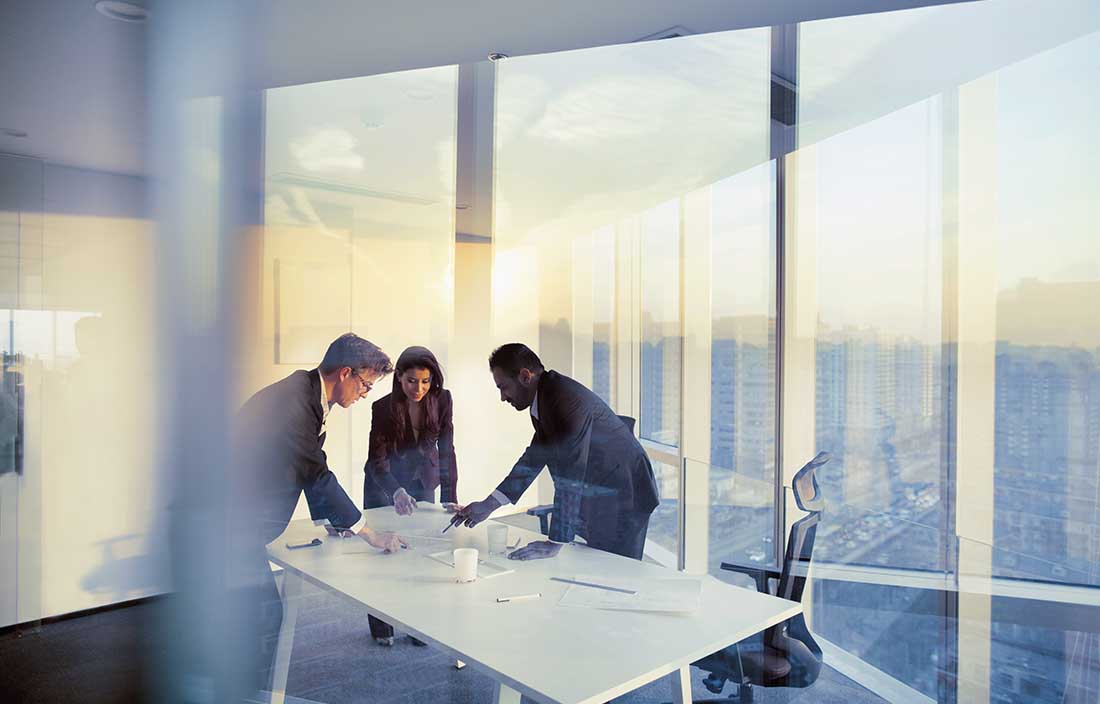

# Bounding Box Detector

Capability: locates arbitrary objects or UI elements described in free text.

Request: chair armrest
[526,504,554,535]
[721,560,781,594]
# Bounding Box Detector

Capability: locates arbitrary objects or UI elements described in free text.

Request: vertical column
[453,60,500,504]
[149,0,262,698]
[572,234,595,388]
[951,75,999,704]
[616,218,641,422]
[680,188,713,574]
[782,143,819,629]
[781,146,818,493]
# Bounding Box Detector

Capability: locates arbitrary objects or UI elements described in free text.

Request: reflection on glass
[807,96,946,570]
[591,226,615,407]
[709,161,777,567]
[646,459,680,563]
[640,199,681,446]
[701,461,776,577]
[990,29,1100,586]
[986,25,1100,704]
[264,65,458,371]
[263,67,458,498]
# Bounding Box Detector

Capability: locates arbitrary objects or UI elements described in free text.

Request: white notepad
[427,550,515,579]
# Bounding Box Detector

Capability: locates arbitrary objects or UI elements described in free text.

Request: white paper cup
[487,524,508,555]
[454,548,478,583]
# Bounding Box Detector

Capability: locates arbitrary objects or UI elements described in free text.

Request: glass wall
[263,66,458,506]
[796,1,1100,701]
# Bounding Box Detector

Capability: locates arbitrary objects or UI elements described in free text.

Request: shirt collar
[318,369,330,430]
[530,388,539,421]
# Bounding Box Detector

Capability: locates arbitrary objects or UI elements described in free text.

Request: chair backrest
[779,451,829,604]
[771,451,830,687]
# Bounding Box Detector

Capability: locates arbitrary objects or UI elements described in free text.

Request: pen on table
[496,593,541,603]
[549,577,636,595]
[286,538,322,550]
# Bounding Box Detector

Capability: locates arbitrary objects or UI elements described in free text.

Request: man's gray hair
[319,333,394,376]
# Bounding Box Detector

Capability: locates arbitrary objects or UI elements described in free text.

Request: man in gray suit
[452,343,659,561]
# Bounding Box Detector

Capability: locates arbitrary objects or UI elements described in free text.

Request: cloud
[290,128,364,173]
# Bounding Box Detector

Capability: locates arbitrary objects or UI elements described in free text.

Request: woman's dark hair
[391,346,445,442]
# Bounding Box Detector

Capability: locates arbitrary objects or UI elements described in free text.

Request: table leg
[270,570,302,704]
[493,681,522,704]
[669,664,692,704]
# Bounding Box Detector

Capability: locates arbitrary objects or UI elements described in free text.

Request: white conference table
[267,505,800,704]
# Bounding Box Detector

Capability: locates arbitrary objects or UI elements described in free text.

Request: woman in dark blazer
[363,345,459,645]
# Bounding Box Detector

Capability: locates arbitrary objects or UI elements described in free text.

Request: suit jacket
[234,369,361,546]
[364,390,458,505]
[494,370,659,543]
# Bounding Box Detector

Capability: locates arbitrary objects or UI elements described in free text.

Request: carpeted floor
[0,584,884,704]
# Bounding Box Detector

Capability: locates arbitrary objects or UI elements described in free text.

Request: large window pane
[709,161,777,567]
[989,29,1100,588]
[799,11,951,703]
[807,96,947,571]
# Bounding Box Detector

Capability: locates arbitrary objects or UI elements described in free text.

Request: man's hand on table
[450,495,501,529]
[358,526,408,553]
[392,487,418,516]
[507,540,563,561]
[441,502,465,514]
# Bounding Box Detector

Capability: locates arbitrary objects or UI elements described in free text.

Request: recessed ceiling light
[95,1,148,23]
[488,52,509,62]
[0,128,28,138]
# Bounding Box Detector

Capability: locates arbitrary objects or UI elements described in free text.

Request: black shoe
[409,636,428,647]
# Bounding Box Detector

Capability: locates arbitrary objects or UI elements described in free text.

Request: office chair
[687,451,830,702]
[526,414,636,536]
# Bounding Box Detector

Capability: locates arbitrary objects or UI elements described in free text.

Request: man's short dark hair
[488,343,544,376]
[320,333,394,376]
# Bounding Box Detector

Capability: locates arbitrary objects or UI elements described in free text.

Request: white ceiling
[0,0,970,176]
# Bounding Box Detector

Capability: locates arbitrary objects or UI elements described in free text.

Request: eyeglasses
[352,370,374,393]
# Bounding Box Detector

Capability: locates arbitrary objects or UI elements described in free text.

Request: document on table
[557,574,702,613]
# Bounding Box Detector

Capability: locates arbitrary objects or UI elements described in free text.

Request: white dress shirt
[313,369,367,535]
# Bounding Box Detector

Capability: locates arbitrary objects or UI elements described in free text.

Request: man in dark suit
[452,343,659,561]
[232,333,406,692]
